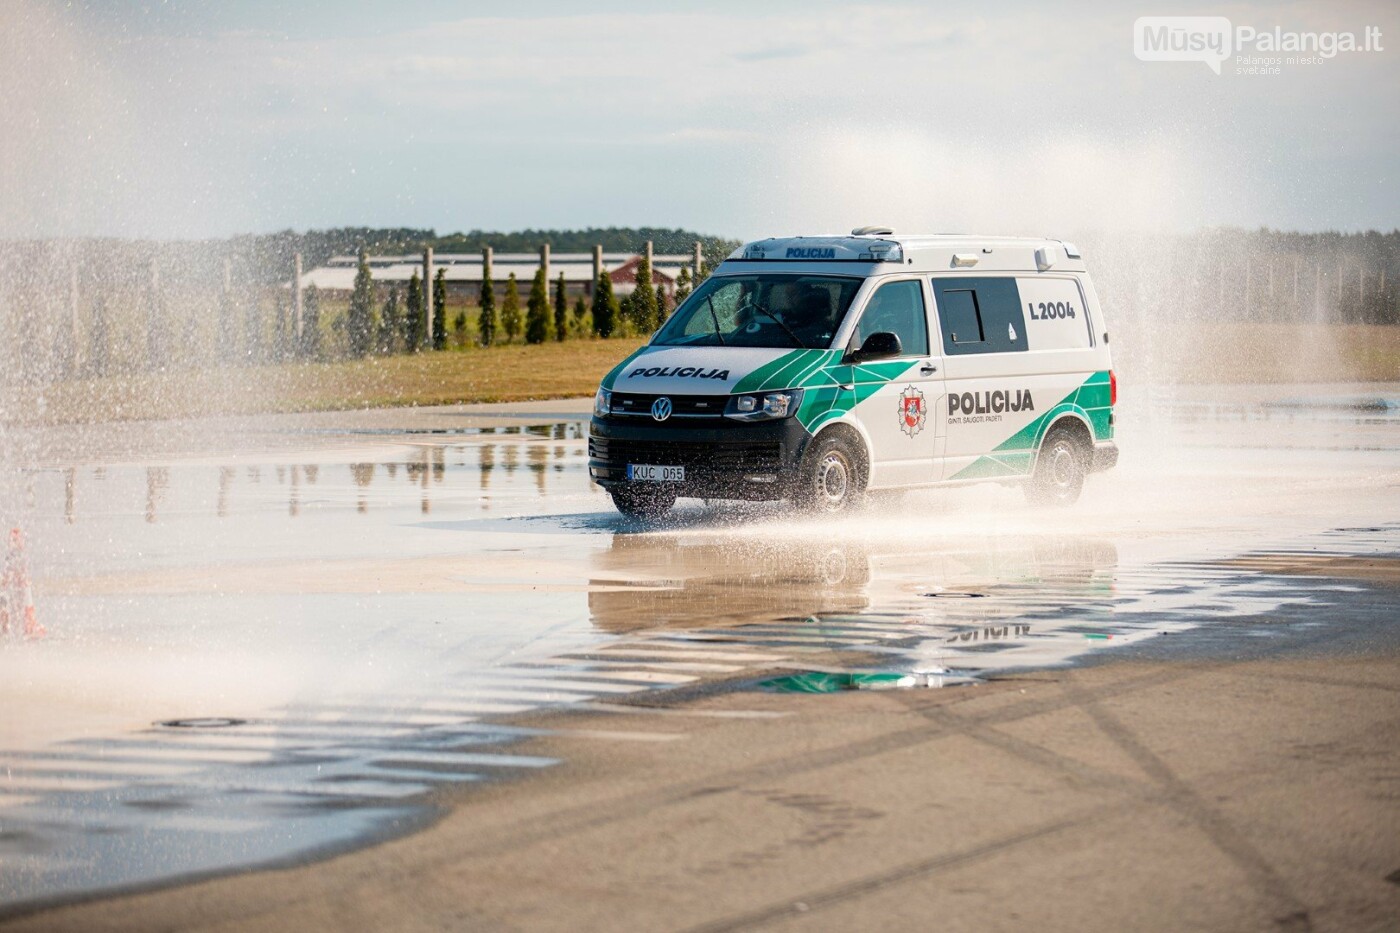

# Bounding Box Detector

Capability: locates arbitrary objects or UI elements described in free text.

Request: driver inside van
[734,281,834,347]
[784,285,835,346]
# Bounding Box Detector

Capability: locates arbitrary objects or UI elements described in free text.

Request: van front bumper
[588,416,813,500]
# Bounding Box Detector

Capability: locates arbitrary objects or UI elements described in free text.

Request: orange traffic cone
[0,529,14,636]
[3,528,42,640]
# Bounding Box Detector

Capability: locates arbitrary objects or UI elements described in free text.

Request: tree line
[334,246,709,359]
[1084,228,1400,326]
[5,226,1399,385]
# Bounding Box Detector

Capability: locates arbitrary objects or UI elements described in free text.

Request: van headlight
[725,388,803,421]
[593,387,612,418]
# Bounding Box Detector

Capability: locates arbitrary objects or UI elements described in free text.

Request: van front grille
[589,436,781,471]
[607,393,726,419]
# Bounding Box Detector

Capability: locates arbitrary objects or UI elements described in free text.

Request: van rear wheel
[1026,427,1088,507]
[797,432,866,514]
[610,485,676,519]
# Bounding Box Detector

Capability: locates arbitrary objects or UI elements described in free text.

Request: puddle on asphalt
[762,671,930,692]
[1267,396,1400,416]
[12,436,591,531]
[282,420,590,439]
[2,392,1399,913]
[585,524,1399,698]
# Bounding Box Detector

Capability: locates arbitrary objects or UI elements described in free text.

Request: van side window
[939,290,983,345]
[932,277,1028,355]
[852,280,929,356]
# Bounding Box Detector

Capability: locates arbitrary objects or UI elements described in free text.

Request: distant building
[605,255,679,295]
[299,252,695,297]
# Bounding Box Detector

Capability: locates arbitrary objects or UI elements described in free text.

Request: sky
[1,0,1396,241]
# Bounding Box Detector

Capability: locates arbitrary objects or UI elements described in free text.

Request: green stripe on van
[950,370,1111,481]
[732,349,837,394]
[783,349,844,389]
[795,358,922,433]
[949,451,1035,480]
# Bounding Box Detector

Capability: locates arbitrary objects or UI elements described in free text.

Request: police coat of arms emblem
[898,385,927,437]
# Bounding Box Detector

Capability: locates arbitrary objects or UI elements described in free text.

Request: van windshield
[652,274,863,349]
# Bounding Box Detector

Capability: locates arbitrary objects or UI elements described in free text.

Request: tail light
[1109,370,1118,407]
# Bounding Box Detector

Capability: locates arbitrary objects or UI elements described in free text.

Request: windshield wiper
[705,294,726,346]
[748,302,803,348]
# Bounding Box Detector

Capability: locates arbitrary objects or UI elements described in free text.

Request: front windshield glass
[652,274,863,349]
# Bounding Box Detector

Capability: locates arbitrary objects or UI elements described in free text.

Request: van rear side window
[939,290,982,345]
[931,277,1028,355]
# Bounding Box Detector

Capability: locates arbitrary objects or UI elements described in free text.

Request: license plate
[627,464,684,482]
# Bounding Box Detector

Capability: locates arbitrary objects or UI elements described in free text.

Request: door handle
[919,363,938,375]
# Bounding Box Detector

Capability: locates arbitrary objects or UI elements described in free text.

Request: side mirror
[846,331,902,363]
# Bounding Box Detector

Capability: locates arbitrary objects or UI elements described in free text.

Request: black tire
[796,431,866,514]
[609,485,677,519]
[1026,426,1089,507]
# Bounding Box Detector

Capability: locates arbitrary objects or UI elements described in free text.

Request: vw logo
[651,396,673,422]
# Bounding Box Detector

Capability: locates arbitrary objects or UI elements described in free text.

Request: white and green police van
[589,229,1117,518]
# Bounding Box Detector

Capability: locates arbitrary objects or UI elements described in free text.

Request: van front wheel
[610,485,676,519]
[1026,428,1088,507]
[797,432,866,514]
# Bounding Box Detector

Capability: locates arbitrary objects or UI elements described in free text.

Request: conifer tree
[216,288,238,363]
[90,295,110,375]
[592,270,617,338]
[453,308,467,347]
[501,273,522,342]
[347,248,375,357]
[656,281,668,322]
[553,272,568,341]
[273,294,294,361]
[572,295,588,337]
[632,253,659,333]
[478,265,497,347]
[299,284,323,359]
[243,295,263,364]
[405,271,424,351]
[146,278,167,370]
[618,290,637,335]
[378,287,401,354]
[674,266,693,304]
[525,266,551,344]
[432,268,447,350]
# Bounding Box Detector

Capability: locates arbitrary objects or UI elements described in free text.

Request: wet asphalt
[0,383,1398,913]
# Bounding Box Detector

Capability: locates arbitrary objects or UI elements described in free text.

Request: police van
[589,229,1117,517]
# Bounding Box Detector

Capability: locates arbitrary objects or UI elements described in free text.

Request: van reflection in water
[586,533,1119,660]
[588,535,875,633]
